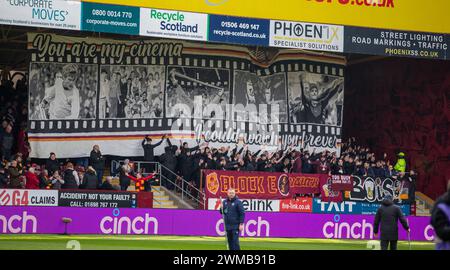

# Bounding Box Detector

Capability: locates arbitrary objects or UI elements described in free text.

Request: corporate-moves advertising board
[0,0,81,30]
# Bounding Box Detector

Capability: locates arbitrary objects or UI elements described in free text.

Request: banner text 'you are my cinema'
[27,33,346,158]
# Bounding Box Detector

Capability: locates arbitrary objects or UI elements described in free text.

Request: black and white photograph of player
[29,63,98,120]
[166,66,230,119]
[99,65,165,119]
[288,71,344,126]
[233,71,287,123]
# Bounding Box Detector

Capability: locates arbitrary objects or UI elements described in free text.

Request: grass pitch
[0,235,434,250]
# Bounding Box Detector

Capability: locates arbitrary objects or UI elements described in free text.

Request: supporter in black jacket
[81,166,98,189]
[276,158,291,173]
[100,176,115,190]
[62,163,80,189]
[45,152,59,176]
[89,145,105,186]
[374,195,410,250]
[180,140,200,155]
[119,159,133,191]
[0,166,7,188]
[204,153,216,170]
[215,157,228,170]
[190,157,207,193]
[160,141,178,190]
[242,159,256,172]
[38,169,50,189]
[344,157,356,175]
[142,135,166,173]
[301,153,314,173]
[178,151,193,182]
[256,155,268,171]
[142,135,166,162]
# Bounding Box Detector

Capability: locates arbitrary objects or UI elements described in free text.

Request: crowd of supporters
[141,135,417,196]
[0,73,416,196]
[0,133,417,196]
[0,146,117,190]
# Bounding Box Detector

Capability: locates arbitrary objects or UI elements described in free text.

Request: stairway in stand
[415,192,435,216]
[151,185,178,209]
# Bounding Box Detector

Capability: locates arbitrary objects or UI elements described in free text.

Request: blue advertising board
[313,199,362,215]
[81,2,139,35]
[313,199,411,216]
[361,203,411,216]
[208,15,269,46]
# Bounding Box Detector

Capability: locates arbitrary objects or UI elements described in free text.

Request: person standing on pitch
[219,188,245,250]
[374,194,410,250]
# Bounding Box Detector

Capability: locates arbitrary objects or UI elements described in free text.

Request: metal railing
[111,160,206,209]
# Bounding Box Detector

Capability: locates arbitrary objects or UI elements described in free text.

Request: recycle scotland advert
[140,8,208,41]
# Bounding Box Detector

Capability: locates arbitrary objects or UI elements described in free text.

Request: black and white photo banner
[27,33,345,158]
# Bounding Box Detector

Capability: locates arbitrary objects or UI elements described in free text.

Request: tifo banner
[329,175,353,191]
[345,175,411,204]
[319,175,343,202]
[27,33,345,158]
[0,207,433,241]
[203,170,333,200]
[0,0,81,30]
[58,190,137,208]
[0,189,58,207]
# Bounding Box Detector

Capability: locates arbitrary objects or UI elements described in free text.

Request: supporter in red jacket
[25,167,40,189]
[127,173,156,192]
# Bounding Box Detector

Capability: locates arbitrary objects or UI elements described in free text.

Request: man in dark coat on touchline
[219,188,245,250]
[374,194,410,250]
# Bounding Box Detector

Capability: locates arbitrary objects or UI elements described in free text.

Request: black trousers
[226,229,241,250]
[161,167,175,190]
[120,184,129,191]
[142,162,156,174]
[381,240,398,250]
